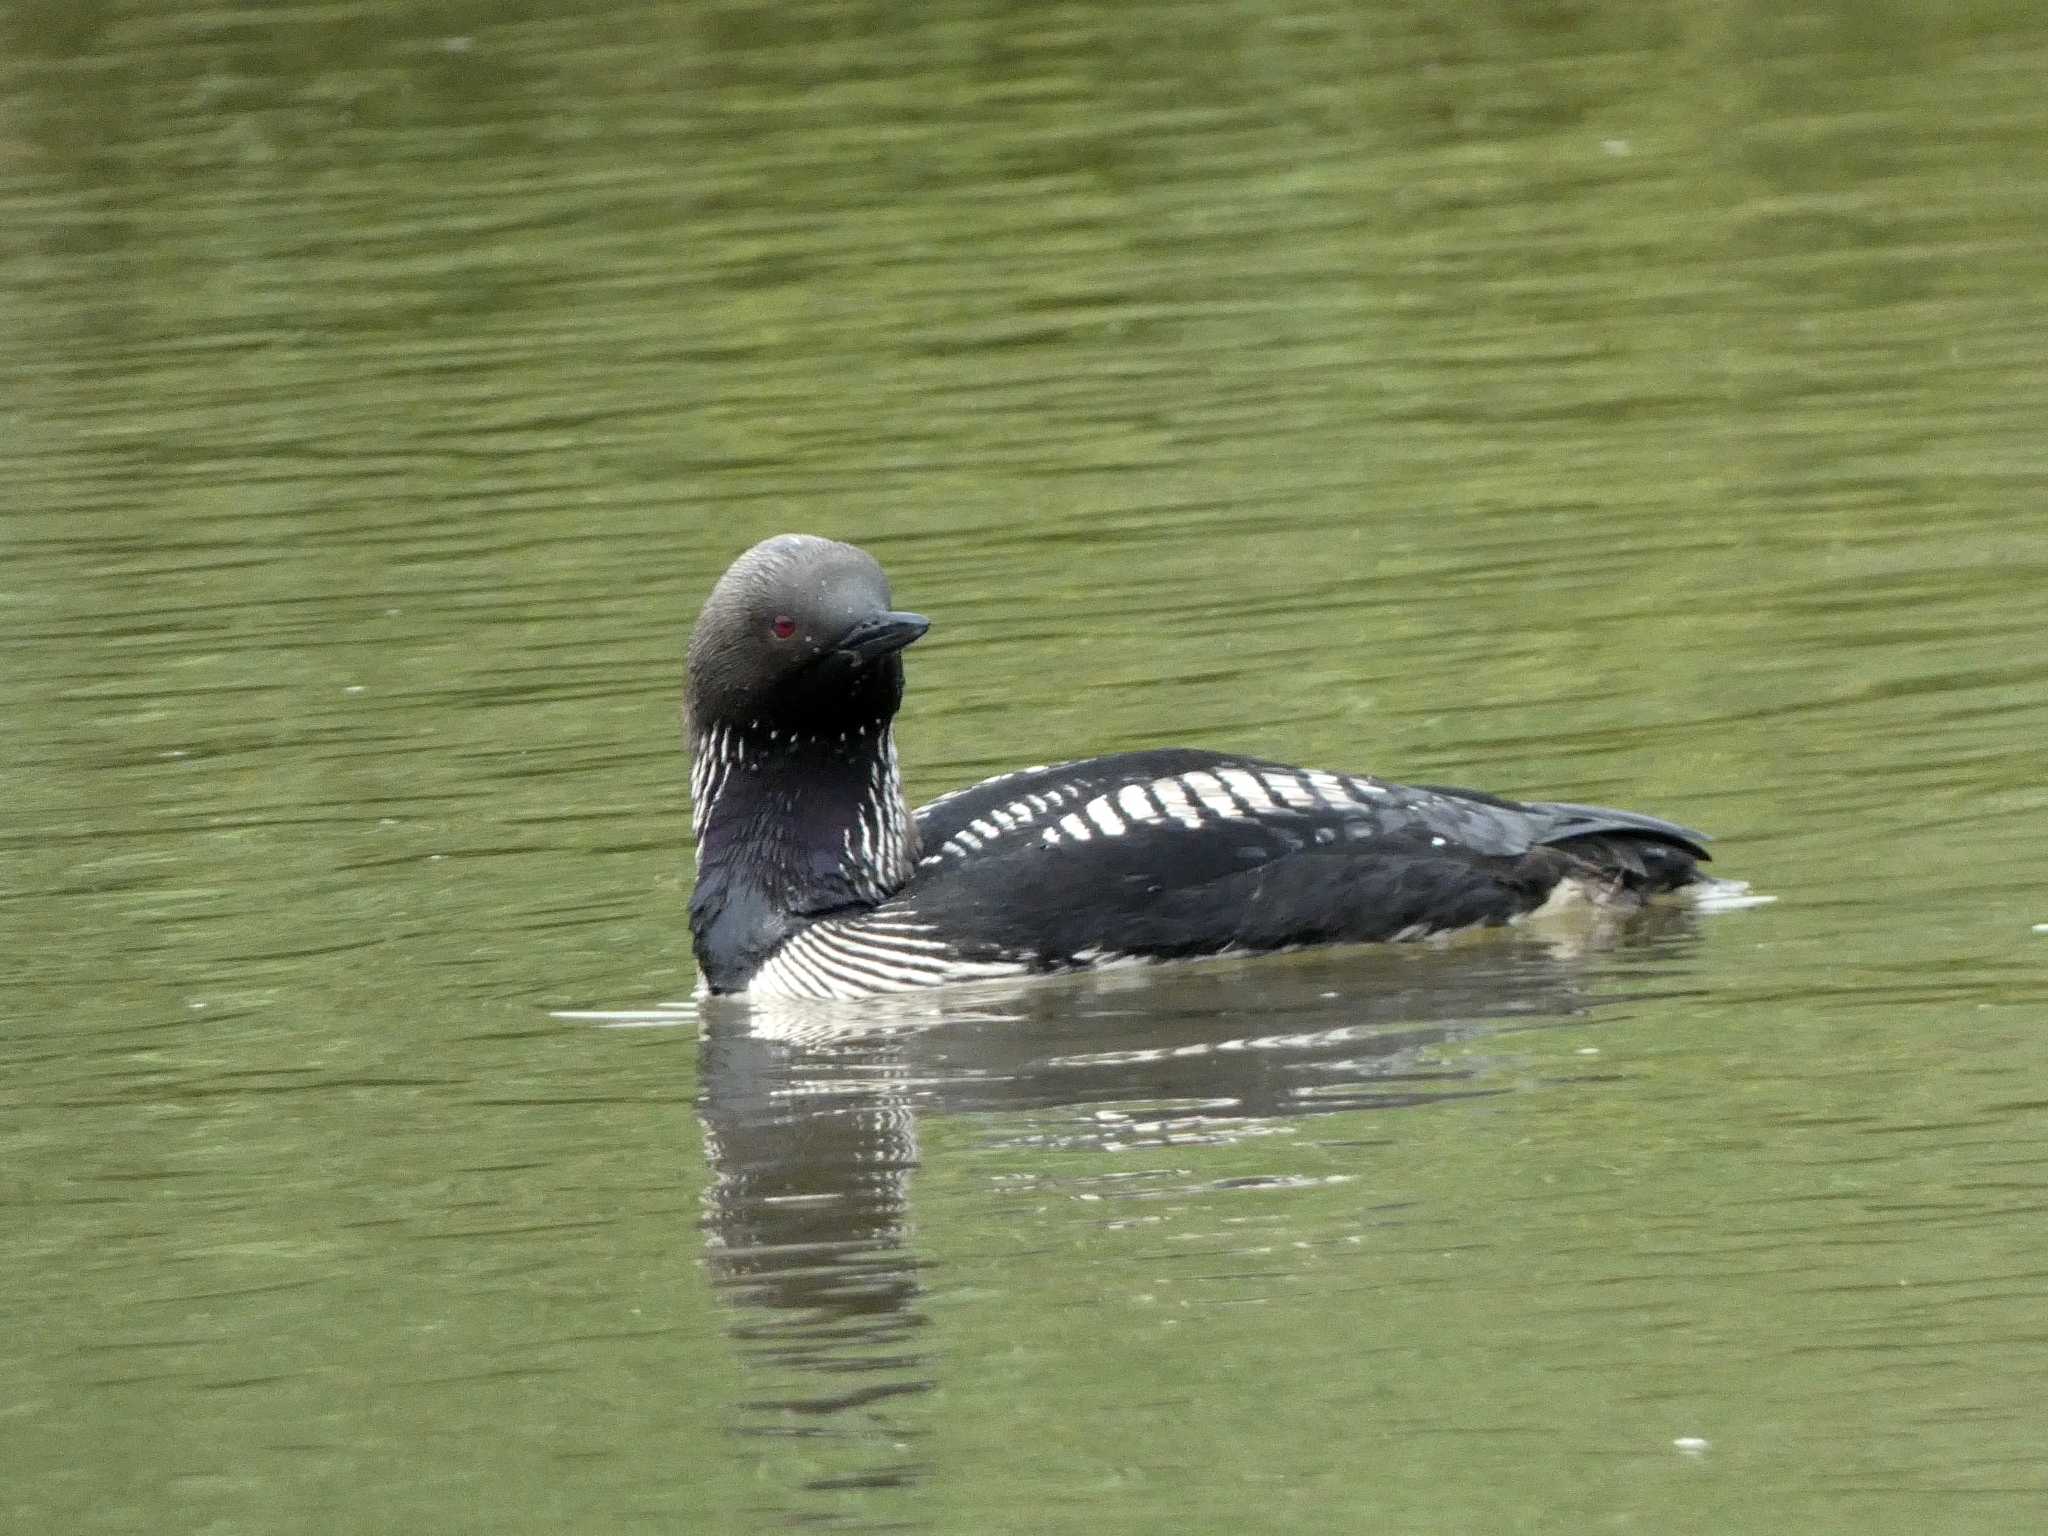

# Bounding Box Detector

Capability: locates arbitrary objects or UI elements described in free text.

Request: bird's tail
[1527,801,1710,895]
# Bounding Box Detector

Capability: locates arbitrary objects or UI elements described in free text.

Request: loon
[685,534,1720,1000]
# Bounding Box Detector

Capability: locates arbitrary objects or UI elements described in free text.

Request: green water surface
[4,1,2047,1531]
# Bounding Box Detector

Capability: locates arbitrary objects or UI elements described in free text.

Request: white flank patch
[1084,798,1126,836]
[1148,777,1205,828]
[914,760,1409,879]
[1262,773,1319,810]
[1116,784,1161,824]
[1179,770,1243,820]
[1307,769,1370,802]
[1217,768,1280,813]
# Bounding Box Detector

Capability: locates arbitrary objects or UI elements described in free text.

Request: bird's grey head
[685,534,929,744]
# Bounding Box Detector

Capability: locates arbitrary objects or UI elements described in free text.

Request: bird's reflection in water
[697,1030,932,1500]
[694,916,1702,1524]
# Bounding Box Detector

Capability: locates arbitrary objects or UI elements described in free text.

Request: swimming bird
[684,534,1718,1000]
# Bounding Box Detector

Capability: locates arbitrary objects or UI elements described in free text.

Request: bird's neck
[687,719,919,991]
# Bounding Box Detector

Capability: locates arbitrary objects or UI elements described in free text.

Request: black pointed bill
[834,610,930,662]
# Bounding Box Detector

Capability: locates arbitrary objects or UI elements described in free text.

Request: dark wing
[897,750,1707,967]
[1412,787,1709,860]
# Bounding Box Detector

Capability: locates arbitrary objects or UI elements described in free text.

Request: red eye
[770,615,797,640]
